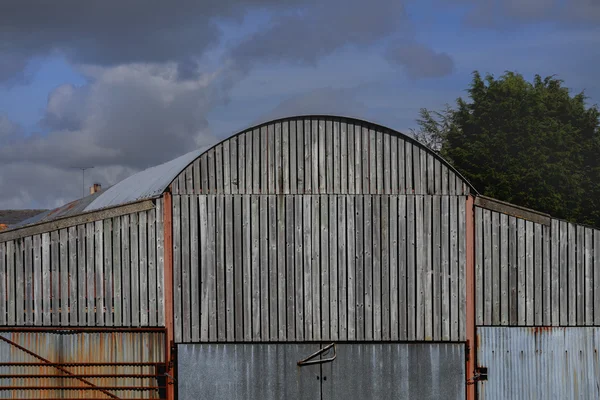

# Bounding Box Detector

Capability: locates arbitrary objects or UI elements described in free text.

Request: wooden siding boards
[174,194,467,343]
[475,205,600,327]
[0,202,164,328]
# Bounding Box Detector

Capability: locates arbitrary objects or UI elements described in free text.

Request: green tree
[413,71,600,226]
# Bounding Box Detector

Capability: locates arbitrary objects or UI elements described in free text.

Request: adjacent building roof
[0,210,48,230]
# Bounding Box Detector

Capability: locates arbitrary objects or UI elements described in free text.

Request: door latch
[297,343,336,366]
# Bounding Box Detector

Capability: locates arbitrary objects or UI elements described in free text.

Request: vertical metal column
[163,191,176,399]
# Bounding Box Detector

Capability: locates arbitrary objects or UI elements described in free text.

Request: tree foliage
[413,71,600,227]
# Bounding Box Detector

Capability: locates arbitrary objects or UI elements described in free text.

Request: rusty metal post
[163,191,175,400]
[465,195,476,400]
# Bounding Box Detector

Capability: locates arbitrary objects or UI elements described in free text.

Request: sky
[0,0,599,210]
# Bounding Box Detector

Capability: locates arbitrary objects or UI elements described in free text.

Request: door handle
[297,343,336,366]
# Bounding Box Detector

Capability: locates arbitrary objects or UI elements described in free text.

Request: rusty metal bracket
[297,343,336,366]
[466,367,488,385]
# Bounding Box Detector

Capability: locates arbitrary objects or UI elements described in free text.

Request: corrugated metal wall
[170,116,471,196]
[172,194,467,343]
[477,327,600,399]
[0,200,165,327]
[475,207,600,326]
[0,330,165,399]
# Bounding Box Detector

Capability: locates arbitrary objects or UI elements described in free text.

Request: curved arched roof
[15,115,477,229]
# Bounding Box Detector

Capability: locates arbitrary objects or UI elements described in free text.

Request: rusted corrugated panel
[0,331,165,399]
[477,327,600,399]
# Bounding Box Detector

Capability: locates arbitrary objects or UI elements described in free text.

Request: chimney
[90,183,102,195]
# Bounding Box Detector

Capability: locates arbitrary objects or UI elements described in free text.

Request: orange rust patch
[531,326,554,334]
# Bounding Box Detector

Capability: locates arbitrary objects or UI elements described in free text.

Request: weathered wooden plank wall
[0,200,164,327]
[475,206,600,326]
[170,117,471,196]
[172,194,467,343]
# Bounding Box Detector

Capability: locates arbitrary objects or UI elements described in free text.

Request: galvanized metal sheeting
[173,194,467,343]
[0,330,165,399]
[171,116,472,196]
[0,201,165,327]
[477,327,600,399]
[475,207,600,326]
[178,343,465,400]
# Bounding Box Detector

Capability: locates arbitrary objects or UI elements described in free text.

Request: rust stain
[531,326,555,335]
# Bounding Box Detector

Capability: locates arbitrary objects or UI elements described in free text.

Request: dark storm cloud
[386,44,455,79]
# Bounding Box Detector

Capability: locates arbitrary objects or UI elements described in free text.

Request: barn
[0,115,598,399]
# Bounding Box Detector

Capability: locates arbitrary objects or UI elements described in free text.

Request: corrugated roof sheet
[84,148,203,212]
[0,209,49,227]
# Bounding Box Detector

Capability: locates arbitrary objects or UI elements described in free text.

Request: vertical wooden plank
[29,236,37,325]
[398,140,405,194]
[340,122,347,194]
[295,195,305,340]
[69,227,79,326]
[346,196,356,339]
[420,149,427,195]
[376,130,383,193]
[15,239,24,325]
[337,196,347,340]
[576,226,585,325]
[50,232,60,325]
[585,228,593,324]
[277,196,287,340]
[535,223,543,325]
[406,195,415,340]
[282,122,290,194]
[6,241,15,325]
[551,219,559,325]
[517,218,526,325]
[347,123,355,194]
[140,214,149,327]
[245,131,253,194]
[172,198,181,339]
[362,126,370,194]
[363,196,372,340]
[0,243,4,325]
[201,154,210,195]
[156,199,164,326]
[258,127,267,194]
[260,196,269,340]
[405,143,413,194]
[333,120,340,193]
[525,221,534,325]
[318,120,326,193]
[225,196,235,340]
[369,128,377,194]
[285,196,296,340]
[102,220,113,326]
[41,233,50,325]
[304,119,312,194]
[559,220,568,326]
[500,214,509,326]
[216,196,226,341]
[289,120,297,194]
[320,196,330,340]
[237,135,245,194]
[425,196,434,339]
[542,224,551,326]
[441,197,450,339]
[303,196,313,340]
[207,195,218,340]
[252,129,261,193]
[383,133,391,194]
[329,196,338,340]
[86,223,95,326]
[296,120,305,194]
[325,120,333,193]
[449,196,459,339]
[148,210,156,327]
[381,196,390,340]
[130,213,141,328]
[390,196,399,340]
[432,196,440,340]
[193,158,201,196]
[234,196,244,340]
[372,196,382,340]
[268,196,278,340]
[354,124,362,193]
[230,139,238,194]
[311,195,322,340]
[216,145,224,194]
[223,141,231,194]
[426,153,434,195]
[568,223,576,325]
[207,148,217,194]
[95,221,105,326]
[355,196,364,340]
[483,209,492,325]
[492,212,500,325]
[412,146,421,195]
[251,196,261,340]
[274,122,282,194]
[415,196,424,339]
[199,196,209,341]
[475,207,483,326]
[189,196,199,340]
[312,119,320,193]
[458,198,466,340]
[390,136,398,195]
